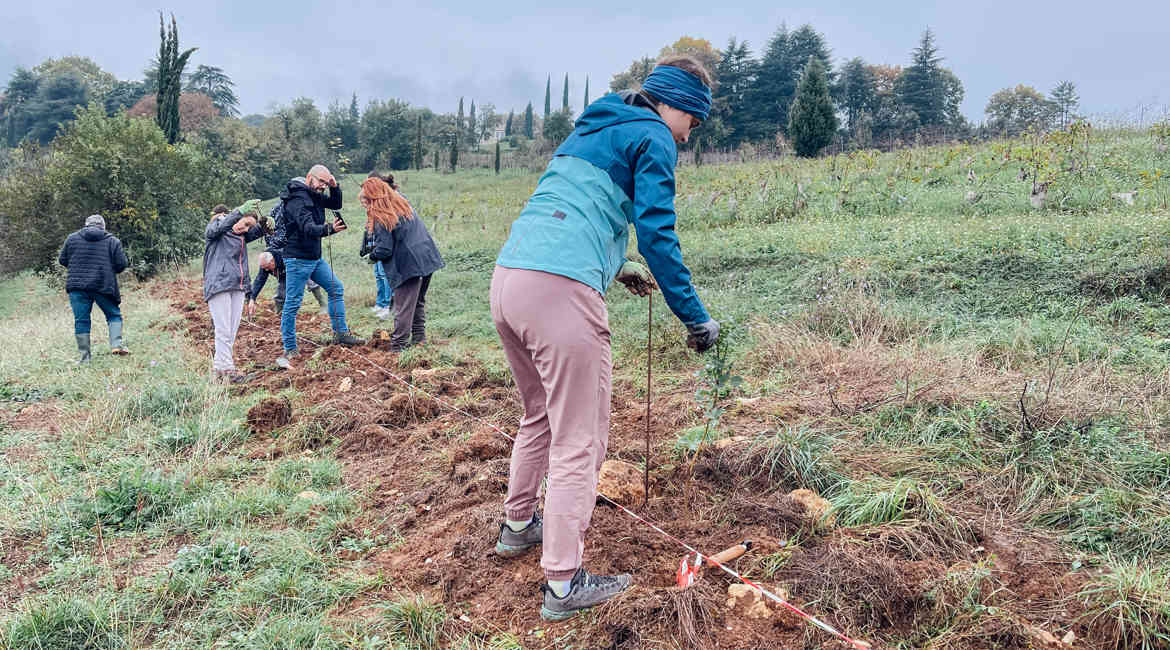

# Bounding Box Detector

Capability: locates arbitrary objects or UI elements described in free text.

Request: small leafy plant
[681,319,742,457]
[170,540,253,573]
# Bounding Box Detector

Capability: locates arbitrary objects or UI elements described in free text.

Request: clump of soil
[786,488,835,527]
[339,424,395,454]
[451,430,510,463]
[598,582,723,650]
[598,459,646,506]
[369,329,394,350]
[247,397,292,434]
[378,392,442,427]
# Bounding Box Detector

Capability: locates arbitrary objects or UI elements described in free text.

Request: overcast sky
[2,0,1168,124]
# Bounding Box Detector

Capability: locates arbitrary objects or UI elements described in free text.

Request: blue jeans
[68,291,122,335]
[373,261,393,308]
[281,257,349,351]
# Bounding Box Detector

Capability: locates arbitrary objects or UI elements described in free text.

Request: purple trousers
[490,266,612,581]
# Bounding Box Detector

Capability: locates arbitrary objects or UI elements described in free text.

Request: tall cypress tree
[156,13,196,144]
[543,76,551,120]
[494,140,501,175]
[524,102,534,138]
[584,76,590,110]
[562,74,569,111]
[788,58,838,157]
[505,110,514,136]
[456,97,464,142]
[468,100,477,149]
[449,130,458,172]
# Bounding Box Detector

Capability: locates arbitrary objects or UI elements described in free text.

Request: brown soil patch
[247,397,292,434]
[157,278,1102,649]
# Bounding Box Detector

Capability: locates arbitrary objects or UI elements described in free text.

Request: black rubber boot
[76,334,91,364]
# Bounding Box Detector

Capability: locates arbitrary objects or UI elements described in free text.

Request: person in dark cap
[58,214,129,362]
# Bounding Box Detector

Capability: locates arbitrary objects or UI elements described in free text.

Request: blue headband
[641,65,712,121]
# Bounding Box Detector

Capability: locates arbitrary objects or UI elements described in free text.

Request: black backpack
[266,202,288,251]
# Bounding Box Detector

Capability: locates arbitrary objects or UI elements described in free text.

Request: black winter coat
[280,178,342,260]
[370,210,444,289]
[58,226,128,303]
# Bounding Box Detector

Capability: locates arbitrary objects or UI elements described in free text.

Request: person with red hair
[358,176,444,351]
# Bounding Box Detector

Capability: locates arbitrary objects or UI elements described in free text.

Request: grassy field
[2,125,1170,649]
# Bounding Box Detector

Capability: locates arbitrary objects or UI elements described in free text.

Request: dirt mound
[598,459,646,506]
[598,582,723,650]
[786,488,835,527]
[451,430,510,463]
[338,424,395,454]
[246,397,292,434]
[378,392,442,427]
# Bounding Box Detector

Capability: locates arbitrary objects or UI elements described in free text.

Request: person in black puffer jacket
[276,165,363,369]
[58,214,129,363]
[358,176,444,351]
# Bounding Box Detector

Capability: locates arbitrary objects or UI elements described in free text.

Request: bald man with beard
[276,165,364,368]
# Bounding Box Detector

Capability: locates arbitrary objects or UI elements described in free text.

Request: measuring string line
[237,318,869,649]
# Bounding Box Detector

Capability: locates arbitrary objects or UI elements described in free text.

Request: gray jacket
[203,210,265,302]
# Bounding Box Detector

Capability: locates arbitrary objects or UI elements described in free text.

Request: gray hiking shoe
[540,567,632,622]
[495,512,542,558]
[275,349,299,369]
[333,331,365,347]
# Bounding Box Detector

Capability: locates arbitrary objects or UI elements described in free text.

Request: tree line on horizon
[0,14,1105,278]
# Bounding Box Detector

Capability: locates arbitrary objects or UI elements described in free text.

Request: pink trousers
[490,266,611,581]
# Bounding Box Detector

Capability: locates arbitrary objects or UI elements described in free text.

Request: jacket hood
[280,177,311,200]
[573,93,667,136]
[80,226,110,242]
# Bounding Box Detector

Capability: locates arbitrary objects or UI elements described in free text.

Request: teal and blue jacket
[496,93,710,326]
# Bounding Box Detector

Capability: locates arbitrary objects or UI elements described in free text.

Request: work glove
[235,199,262,217]
[686,319,720,353]
[616,260,657,297]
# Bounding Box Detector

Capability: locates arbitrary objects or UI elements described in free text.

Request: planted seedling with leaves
[678,319,742,462]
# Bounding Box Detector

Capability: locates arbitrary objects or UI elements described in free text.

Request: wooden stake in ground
[644,293,652,509]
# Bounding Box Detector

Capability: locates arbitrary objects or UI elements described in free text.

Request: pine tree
[584,76,590,110]
[562,74,569,111]
[544,76,551,121]
[414,114,424,170]
[899,28,945,128]
[505,110,514,137]
[712,37,758,147]
[433,148,439,170]
[155,13,196,144]
[494,140,501,175]
[748,23,831,139]
[344,92,360,149]
[839,57,876,135]
[1050,81,1079,129]
[745,24,788,141]
[788,58,838,157]
[524,102,534,138]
